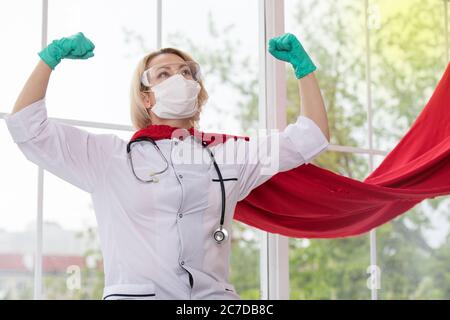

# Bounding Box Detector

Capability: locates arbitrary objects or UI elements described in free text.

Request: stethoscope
[126,136,228,244]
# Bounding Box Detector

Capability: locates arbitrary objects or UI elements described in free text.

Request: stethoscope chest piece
[213,226,229,244]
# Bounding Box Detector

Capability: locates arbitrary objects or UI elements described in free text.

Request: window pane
[368,1,449,299]
[374,154,450,299]
[289,151,371,299]
[0,125,38,299]
[285,0,368,149]
[378,198,450,299]
[46,0,157,125]
[0,0,41,113]
[369,0,447,151]
[0,0,42,295]
[163,0,260,299]
[163,0,260,135]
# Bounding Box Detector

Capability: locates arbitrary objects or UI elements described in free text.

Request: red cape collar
[131,124,249,147]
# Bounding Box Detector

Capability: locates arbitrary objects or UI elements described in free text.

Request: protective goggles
[141,61,202,87]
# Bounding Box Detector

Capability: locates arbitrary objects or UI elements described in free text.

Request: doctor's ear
[140,90,155,108]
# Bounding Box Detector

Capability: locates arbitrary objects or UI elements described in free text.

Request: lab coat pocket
[211,165,239,183]
[102,283,157,300]
[210,165,240,204]
[211,165,239,195]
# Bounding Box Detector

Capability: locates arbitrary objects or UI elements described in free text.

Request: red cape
[235,62,450,238]
[131,125,250,146]
[132,63,450,239]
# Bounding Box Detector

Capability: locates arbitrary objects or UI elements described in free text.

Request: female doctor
[5,32,330,300]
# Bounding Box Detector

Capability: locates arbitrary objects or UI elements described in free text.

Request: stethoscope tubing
[126,137,228,244]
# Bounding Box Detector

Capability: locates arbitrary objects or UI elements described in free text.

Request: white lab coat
[4,98,329,300]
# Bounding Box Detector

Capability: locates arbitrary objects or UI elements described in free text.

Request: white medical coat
[4,98,330,299]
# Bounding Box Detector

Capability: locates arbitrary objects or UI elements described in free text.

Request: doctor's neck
[150,118,194,130]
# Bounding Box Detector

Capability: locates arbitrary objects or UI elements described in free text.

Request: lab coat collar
[131,124,249,147]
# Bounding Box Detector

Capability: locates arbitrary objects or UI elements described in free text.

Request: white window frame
[258,0,289,300]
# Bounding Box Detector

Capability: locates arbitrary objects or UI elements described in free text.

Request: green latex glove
[38,32,95,70]
[268,33,316,79]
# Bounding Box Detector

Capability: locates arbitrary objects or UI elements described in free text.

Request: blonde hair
[130,48,209,130]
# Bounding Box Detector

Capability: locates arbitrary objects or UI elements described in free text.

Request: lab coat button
[174,141,178,146]
[180,260,185,266]
[179,174,183,179]
[178,213,183,219]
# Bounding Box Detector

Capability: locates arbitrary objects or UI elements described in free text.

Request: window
[0,0,41,113]
[286,0,449,299]
[371,0,450,299]
[46,0,158,125]
[0,126,37,299]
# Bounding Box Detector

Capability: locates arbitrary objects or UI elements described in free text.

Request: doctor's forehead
[147,53,186,69]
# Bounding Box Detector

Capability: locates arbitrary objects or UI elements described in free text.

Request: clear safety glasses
[141,61,202,88]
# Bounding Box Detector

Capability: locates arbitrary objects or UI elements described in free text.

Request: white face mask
[149,74,201,119]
